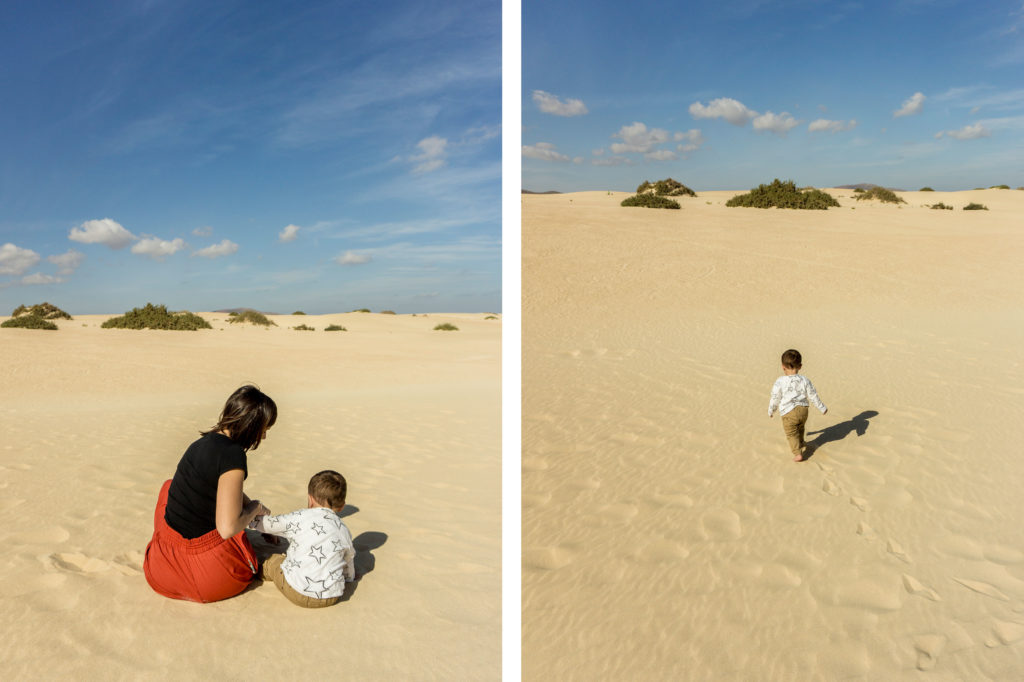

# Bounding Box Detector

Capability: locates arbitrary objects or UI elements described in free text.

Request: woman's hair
[203,385,277,451]
[308,470,347,509]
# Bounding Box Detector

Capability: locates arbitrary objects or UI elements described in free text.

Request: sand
[0,311,501,679]
[522,189,1024,680]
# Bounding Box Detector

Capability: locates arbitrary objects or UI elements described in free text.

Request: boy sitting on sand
[768,349,828,462]
[250,470,356,607]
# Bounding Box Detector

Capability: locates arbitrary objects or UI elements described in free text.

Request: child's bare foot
[793,454,804,462]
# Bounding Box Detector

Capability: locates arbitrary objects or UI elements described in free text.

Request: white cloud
[191,226,213,237]
[335,251,372,266]
[934,123,992,140]
[808,118,858,133]
[752,111,801,135]
[279,224,301,242]
[47,249,85,275]
[675,129,705,154]
[22,273,62,285]
[194,239,239,259]
[611,122,671,153]
[0,243,41,276]
[645,149,677,161]
[532,90,588,117]
[131,237,187,260]
[689,98,757,126]
[573,157,584,164]
[522,142,569,162]
[411,135,448,173]
[69,218,137,249]
[894,91,926,117]
[591,156,631,166]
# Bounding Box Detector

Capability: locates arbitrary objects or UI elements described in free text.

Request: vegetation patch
[11,302,72,320]
[352,308,371,313]
[292,311,306,315]
[433,323,459,331]
[485,315,499,320]
[991,185,1010,190]
[2,315,58,330]
[963,203,988,211]
[621,194,681,209]
[853,187,905,204]
[920,187,935,191]
[227,310,276,326]
[293,324,315,331]
[380,310,396,315]
[102,303,212,330]
[325,324,347,332]
[929,202,954,210]
[637,178,697,197]
[726,179,840,210]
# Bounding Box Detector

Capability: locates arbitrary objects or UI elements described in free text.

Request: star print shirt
[768,374,827,417]
[249,507,356,599]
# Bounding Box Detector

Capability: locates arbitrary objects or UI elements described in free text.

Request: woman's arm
[215,469,265,539]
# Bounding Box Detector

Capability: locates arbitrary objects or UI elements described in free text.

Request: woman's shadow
[803,410,878,460]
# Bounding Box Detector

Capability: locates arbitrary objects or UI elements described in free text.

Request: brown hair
[203,385,277,451]
[309,470,347,509]
[781,349,802,369]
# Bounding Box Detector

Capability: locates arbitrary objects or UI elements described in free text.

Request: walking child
[768,349,827,462]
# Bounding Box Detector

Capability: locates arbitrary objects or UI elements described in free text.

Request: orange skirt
[143,479,257,603]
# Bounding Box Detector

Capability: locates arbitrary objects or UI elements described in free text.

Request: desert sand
[0,311,500,679]
[523,189,1024,679]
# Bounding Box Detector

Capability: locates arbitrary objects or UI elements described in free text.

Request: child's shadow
[804,410,879,459]
[343,531,388,601]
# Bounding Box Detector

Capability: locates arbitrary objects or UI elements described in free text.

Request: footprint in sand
[822,478,841,496]
[886,539,911,564]
[815,461,834,474]
[902,574,941,601]
[50,552,112,574]
[914,634,947,671]
[987,620,1024,647]
[849,496,871,512]
[953,577,1010,602]
[523,546,575,571]
[856,521,877,539]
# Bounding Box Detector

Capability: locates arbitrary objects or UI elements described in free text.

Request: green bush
[434,323,459,331]
[621,194,681,209]
[991,185,1010,190]
[929,202,953,210]
[485,315,498,320]
[636,180,652,194]
[380,310,396,315]
[11,302,72,320]
[292,311,306,315]
[227,310,276,326]
[102,303,212,330]
[352,308,371,313]
[726,179,839,210]
[964,203,988,211]
[2,315,58,330]
[325,324,347,332]
[920,187,934,191]
[293,324,315,331]
[853,187,905,204]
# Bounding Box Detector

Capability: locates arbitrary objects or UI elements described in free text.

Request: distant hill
[837,183,907,191]
[521,189,562,194]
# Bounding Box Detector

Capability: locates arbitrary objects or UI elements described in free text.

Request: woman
[144,385,277,602]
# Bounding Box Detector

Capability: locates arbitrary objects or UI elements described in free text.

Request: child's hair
[309,470,347,509]
[781,349,802,369]
[203,385,277,451]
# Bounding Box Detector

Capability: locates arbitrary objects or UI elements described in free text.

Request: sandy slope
[0,312,500,680]
[523,189,1024,680]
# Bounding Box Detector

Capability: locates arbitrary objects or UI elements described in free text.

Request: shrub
[655,178,696,197]
[2,315,58,330]
[991,185,1010,190]
[920,187,934,191]
[434,323,459,331]
[102,303,212,330]
[853,187,865,193]
[485,315,498,320]
[964,203,988,211]
[621,194,681,209]
[726,179,840,210]
[380,310,396,315]
[11,302,72,320]
[325,324,347,332]
[293,324,315,331]
[226,310,276,326]
[853,187,905,204]
[929,203,953,210]
[636,180,652,194]
[352,308,371,313]
[292,311,306,315]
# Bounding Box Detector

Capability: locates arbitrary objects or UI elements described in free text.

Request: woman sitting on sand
[143,385,277,603]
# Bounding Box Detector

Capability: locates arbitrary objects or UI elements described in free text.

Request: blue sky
[523,0,1024,193]
[0,0,500,314]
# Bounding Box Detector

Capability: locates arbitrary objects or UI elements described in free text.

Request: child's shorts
[261,554,342,608]
[143,479,258,603]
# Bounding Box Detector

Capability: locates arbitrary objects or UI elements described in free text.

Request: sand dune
[523,190,1024,679]
[1,312,500,679]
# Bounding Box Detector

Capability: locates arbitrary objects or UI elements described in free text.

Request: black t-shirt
[165,432,248,539]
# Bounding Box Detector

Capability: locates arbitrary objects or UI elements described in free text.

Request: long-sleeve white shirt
[250,507,356,599]
[768,374,827,417]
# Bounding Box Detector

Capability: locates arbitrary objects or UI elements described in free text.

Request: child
[250,470,356,608]
[768,349,827,462]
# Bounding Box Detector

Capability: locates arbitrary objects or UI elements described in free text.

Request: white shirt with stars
[250,507,356,599]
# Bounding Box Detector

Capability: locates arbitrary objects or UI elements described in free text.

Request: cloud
[411,135,448,173]
[194,239,239,258]
[689,98,757,126]
[591,156,631,166]
[335,251,372,265]
[69,218,137,249]
[675,129,705,154]
[752,111,801,135]
[934,123,992,140]
[645,149,677,161]
[0,243,41,276]
[894,91,926,117]
[808,118,858,133]
[131,237,187,260]
[532,90,588,117]
[21,273,62,285]
[47,249,85,275]
[192,226,213,237]
[611,122,671,153]
[522,142,569,162]
[279,224,301,242]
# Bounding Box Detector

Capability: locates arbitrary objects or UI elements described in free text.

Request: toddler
[768,349,827,462]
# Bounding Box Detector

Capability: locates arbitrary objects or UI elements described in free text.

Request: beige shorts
[261,554,342,608]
